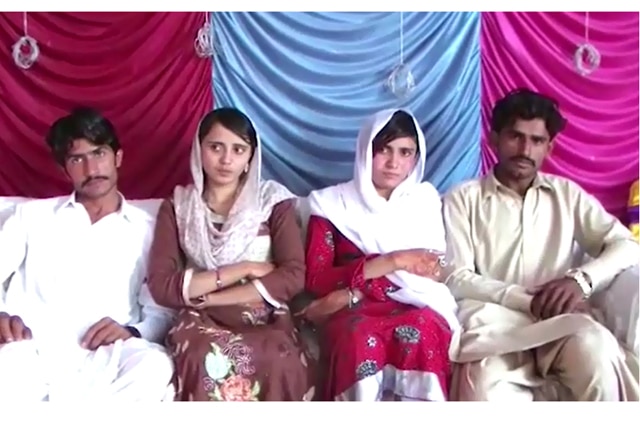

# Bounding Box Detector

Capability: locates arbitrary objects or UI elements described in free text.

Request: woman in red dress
[300,109,459,401]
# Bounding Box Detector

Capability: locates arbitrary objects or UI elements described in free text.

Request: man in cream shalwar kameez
[443,89,639,401]
[0,108,175,401]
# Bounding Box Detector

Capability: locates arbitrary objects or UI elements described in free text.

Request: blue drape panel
[212,12,481,196]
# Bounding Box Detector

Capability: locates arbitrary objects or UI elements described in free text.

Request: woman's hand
[295,289,363,325]
[392,249,445,280]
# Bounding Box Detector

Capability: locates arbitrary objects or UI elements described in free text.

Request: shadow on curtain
[212,12,481,196]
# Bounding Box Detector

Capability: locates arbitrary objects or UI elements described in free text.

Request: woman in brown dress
[146,107,315,401]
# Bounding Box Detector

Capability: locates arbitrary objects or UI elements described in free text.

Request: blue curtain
[212,12,481,196]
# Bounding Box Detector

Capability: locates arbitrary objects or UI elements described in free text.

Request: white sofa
[1,195,638,400]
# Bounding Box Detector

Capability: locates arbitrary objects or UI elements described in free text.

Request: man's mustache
[82,176,108,187]
[509,156,535,166]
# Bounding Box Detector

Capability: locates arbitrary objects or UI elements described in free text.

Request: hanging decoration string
[400,11,404,65]
[573,11,601,76]
[12,11,40,70]
[385,12,415,100]
[194,12,216,58]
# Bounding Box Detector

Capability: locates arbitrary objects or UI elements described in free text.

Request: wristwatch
[347,289,361,308]
[565,268,593,298]
[125,326,142,338]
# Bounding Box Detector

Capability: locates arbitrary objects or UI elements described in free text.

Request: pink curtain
[481,12,639,219]
[0,12,213,199]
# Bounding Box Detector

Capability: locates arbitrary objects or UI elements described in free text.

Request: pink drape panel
[0,12,213,199]
[481,12,639,219]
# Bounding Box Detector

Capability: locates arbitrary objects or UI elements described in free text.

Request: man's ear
[115,149,123,168]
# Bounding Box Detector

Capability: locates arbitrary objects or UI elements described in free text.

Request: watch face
[567,270,582,281]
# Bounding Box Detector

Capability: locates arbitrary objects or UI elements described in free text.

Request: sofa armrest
[590,264,639,356]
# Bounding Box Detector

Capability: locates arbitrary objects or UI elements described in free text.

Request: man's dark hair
[490,88,567,139]
[46,107,120,165]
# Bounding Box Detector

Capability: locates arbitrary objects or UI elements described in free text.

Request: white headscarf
[173,112,295,269]
[308,109,459,331]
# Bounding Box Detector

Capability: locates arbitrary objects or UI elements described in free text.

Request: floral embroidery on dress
[367,336,377,347]
[241,304,272,326]
[394,325,420,344]
[202,332,261,401]
[355,359,378,380]
[324,230,335,249]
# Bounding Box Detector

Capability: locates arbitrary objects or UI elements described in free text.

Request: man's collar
[57,192,143,223]
[481,168,554,199]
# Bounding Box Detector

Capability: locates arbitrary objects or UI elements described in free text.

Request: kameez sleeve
[305,215,391,301]
[253,199,306,303]
[146,198,188,310]
[0,205,29,313]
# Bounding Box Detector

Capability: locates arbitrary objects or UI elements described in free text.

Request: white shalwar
[0,194,175,402]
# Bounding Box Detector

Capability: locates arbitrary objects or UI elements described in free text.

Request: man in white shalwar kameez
[443,89,639,401]
[0,107,175,402]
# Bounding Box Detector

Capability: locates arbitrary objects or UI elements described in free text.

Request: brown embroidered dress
[147,198,316,401]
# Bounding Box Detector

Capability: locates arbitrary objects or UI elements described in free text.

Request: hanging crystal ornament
[574,12,600,77]
[12,12,39,70]
[386,64,416,99]
[385,12,415,99]
[194,12,216,58]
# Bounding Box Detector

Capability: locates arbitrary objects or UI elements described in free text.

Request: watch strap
[565,269,592,297]
[125,326,142,339]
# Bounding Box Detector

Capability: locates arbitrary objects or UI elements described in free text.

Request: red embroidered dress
[305,214,453,401]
